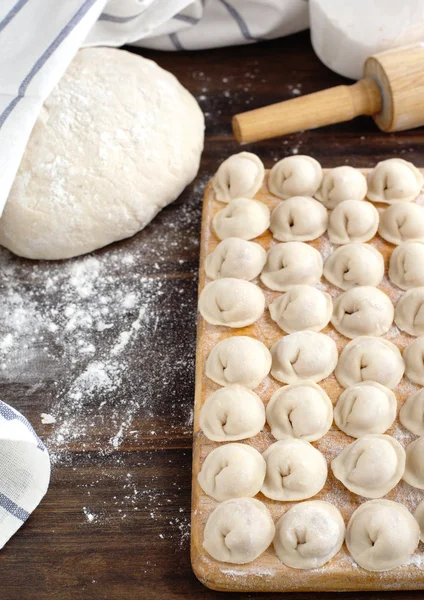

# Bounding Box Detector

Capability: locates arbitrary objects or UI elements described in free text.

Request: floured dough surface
[395,287,424,335]
[378,202,424,245]
[213,198,270,240]
[328,200,378,244]
[389,241,424,290]
[204,238,266,281]
[400,388,424,436]
[269,155,322,199]
[324,243,384,290]
[367,158,423,204]
[403,437,424,490]
[198,279,265,327]
[269,285,332,333]
[270,196,328,242]
[316,166,367,208]
[331,286,394,338]
[261,242,323,291]
[212,152,264,203]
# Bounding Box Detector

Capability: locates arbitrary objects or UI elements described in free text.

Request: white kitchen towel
[0,400,50,548]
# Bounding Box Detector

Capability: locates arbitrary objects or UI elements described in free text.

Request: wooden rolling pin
[232,44,424,143]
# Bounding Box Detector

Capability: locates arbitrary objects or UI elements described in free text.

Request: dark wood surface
[1,31,424,600]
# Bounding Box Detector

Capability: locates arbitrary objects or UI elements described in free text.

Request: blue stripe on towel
[0,492,29,522]
[0,400,45,451]
[98,11,143,23]
[0,0,30,34]
[169,32,184,50]
[218,0,265,41]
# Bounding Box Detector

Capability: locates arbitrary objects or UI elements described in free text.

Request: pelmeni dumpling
[268,155,322,199]
[274,501,345,569]
[378,202,424,245]
[367,158,423,204]
[212,152,265,203]
[334,381,396,438]
[271,331,338,384]
[414,499,424,542]
[403,437,424,489]
[203,498,275,564]
[266,381,333,441]
[399,389,424,436]
[315,166,367,208]
[205,336,271,389]
[260,242,323,292]
[261,439,327,501]
[213,198,270,240]
[205,238,266,281]
[346,500,420,571]
[331,434,405,498]
[331,286,394,339]
[403,336,424,385]
[269,285,332,333]
[394,287,424,335]
[270,196,328,242]
[389,241,424,290]
[335,337,404,389]
[199,385,265,441]
[323,244,384,290]
[198,443,266,501]
[328,200,379,244]
[199,279,265,327]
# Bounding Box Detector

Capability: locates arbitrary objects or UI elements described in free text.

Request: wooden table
[1,31,424,600]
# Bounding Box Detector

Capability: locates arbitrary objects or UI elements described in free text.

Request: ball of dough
[389,241,424,290]
[212,152,264,203]
[328,200,379,244]
[266,381,333,441]
[394,286,424,335]
[346,500,419,571]
[323,243,384,290]
[335,336,404,389]
[403,336,424,386]
[334,381,396,438]
[367,158,423,204]
[378,202,424,245]
[316,166,367,208]
[268,155,322,199]
[270,196,328,242]
[199,279,265,328]
[197,443,266,501]
[399,388,424,436]
[274,501,345,569]
[403,437,424,489]
[269,285,332,333]
[205,336,271,389]
[0,48,204,260]
[260,242,323,292]
[203,498,275,564]
[199,385,265,442]
[213,198,270,241]
[261,439,327,501]
[331,434,405,498]
[414,499,424,542]
[204,238,266,281]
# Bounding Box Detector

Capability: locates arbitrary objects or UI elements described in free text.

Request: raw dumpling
[335,337,404,389]
[399,389,424,436]
[394,287,424,335]
[414,499,424,542]
[367,158,423,204]
[334,381,396,438]
[199,279,265,327]
[261,439,327,501]
[269,285,332,333]
[323,243,384,290]
[266,381,333,441]
[378,202,424,245]
[389,241,424,290]
[316,166,367,208]
[205,336,271,389]
[331,286,394,339]
[271,331,338,384]
[403,336,424,385]
[346,500,419,571]
[260,242,323,292]
[268,155,322,199]
[403,437,424,489]
[205,238,266,281]
[274,501,345,569]
[212,152,264,203]
[270,196,328,242]
[331,434,405,498]
[203,498,275,564]
[198,443,266,501]
[213,198,270,240]
[328,200,379,244]
[199,385,265,442]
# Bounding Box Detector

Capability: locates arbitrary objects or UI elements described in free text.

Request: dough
[403,437,424,489]
[323,243,384,290]
[203,497,275,564]
[212,152,264,203]
[268,155,322,199]
[261,439,327,501]
[394,287,424,335]
[199,385,265,441]
[414,499,424,542]
[204,238,266,281]
[328,200,379,244]
[331,434,405,498]
[266,381,333,441]
[199,279,265,327]
[378,202,424,245]
[205,336,271,389]
[389,241,424,290]
[315,166,367,208]
[269,285,332,333]
[260,242,323,292]
[270,196,328,242]
[399,388,424,436]
[403,336,424,385]
[334,381,396,438]
[346,500,419,571]
[367,158,423,204]
[335,337,404,389]
[197,443,266,501]
[213,198,270,240]
[0,48,204,260]
[273,501,345,569]
[331,286,394,338]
